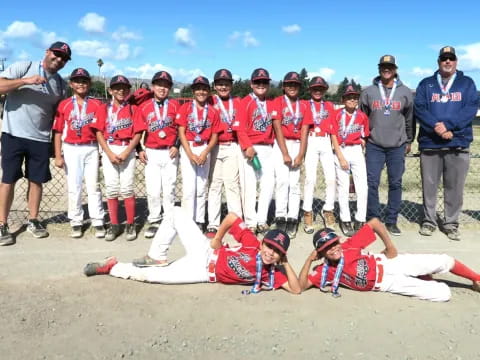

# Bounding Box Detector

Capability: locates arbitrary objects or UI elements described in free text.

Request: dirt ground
[1,223,480,360]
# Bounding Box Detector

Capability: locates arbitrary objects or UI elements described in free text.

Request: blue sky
[1,0,480,89]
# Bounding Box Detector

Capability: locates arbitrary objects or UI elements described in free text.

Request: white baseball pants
[63,143,105,227]
[374,253,454,302]
[110,207,213,283]
[303,135,336,212]
[101,144,136,199]
[207,143,243,229]
[239,144,275,227]
[334,144,367,222]
[180,143,210,223]
[145,148,178,223]
[273,140,301,218]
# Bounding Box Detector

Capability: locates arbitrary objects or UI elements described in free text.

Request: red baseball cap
[313,228,340,253]
[263,229,290,255]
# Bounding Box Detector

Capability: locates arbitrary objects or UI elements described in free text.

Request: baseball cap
[439,46,457,60]
[214,69,233,82]
[70,68,91,80]
[49,41,71,60]
[152,71,173,85]
[191,76,210,88]
[313,228,340,253]
[283,71,301,84]
[110,75,132,88]
[309,76,329,89]
[263,229,290,255]
[378,55,397,67]
[251,68,271,81]
[343,84,360,98]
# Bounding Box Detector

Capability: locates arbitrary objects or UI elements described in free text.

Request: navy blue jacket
[414,70,478,150]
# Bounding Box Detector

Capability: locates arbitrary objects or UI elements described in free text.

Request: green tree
[232,79,250,97]
[298,68,309,100]
[180,85,193,98]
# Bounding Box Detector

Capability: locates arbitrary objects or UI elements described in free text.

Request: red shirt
[92,102,142,142]
[233,94,278,150]
[215,218,288,288]
[134,98,180,149]
[304,99,335,136]
[308,224,378,291]
[211,95,241,143]
[175,101,221,142]
[53,96,102,144]
[331,108,370,146]
[273,96,312,140]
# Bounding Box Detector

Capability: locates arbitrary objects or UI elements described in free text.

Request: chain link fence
[5,152,480,229]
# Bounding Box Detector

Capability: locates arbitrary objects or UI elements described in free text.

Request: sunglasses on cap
[440,55,457,62]
[51,50,69,62]
[252,80,270,85]
[314,231,339,249]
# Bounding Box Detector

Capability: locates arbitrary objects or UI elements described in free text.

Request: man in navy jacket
[415,46,479,241]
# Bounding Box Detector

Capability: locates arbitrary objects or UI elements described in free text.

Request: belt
[373,256,384,291]
[309,131,328,137]
[190,140,208,147]
[65,140,96,146]
[207,249,220,283]
[108,139,130,146]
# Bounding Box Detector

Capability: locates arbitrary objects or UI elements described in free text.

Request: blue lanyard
[250,252,275,294]
[320,256,344,297]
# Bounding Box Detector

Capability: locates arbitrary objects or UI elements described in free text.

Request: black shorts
[1,132,52,184]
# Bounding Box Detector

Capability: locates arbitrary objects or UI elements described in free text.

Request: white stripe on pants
[207,143,243,228]
[63,143,104,226]
[303,135,336,212]
[274,140,301,218]
[375,253,454,302]
[240,144,274,227]
[334,144,367,222]
[101,144,136,199]
[110,207,213,284]
[145,147,178,223]
[180,143,210,223]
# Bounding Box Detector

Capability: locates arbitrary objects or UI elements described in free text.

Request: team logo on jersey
[70,111,95,131]
[372,100,401,111]
[252,108,272,132]
[227,254,254,281]
[108,117,133,133]
[354,259,369,288]
[187,114,211,132]
[281,107,303,125]
[430,92,462,103]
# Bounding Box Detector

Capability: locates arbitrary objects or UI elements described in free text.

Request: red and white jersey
[175,101,221,142]
[92,102,142,141]
[304,99,335,136]
[211,95,241,143]
[233,94,278,150]
[215,218,288,287]
[308,224,378,291]
[273,96,312,140]
[53,96,102,144]
[331,108,370,146]
[134,98,180,149]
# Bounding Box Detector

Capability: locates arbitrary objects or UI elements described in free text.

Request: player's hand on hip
[244,147,256,160]
[138,150,147,164]
[169,146,179,159]
[24,75,47,85]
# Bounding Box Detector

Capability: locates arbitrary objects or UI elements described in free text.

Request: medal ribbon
[251,93,267,121]
[320,256,345,297]
[378,78,397,110]
[72,95,88,136]
[436,72,457,96]
[340,109,357,143]
[310,99,325,127]
[192,101,208,134]
[107,101,125,134]
[284,95,300,128]
[214,95,234,126]
[38,62,48,94]
[153,99,169,128]
[250,252,275,294]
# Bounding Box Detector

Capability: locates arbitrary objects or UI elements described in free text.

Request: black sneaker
[340,221,354,236]
[386,223,401,236]
[273,217,287,232]
[0,223,14,246]
[444,228,460,241]
[286,218,298,238]
[105,224,121,241]
[144,221,161,238]
[94,225,106,238]
[27,219,49,238]
[125,223,137,241]
[70,225,83,238]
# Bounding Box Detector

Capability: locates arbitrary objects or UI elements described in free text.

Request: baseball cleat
[125,223,137,241]
[83,256,118,277]
[132,255,168,267]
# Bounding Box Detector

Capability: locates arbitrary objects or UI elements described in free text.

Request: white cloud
[282,24,301,34]
[412,67,433,77]
[3,21,38,38]
[78,13,106,33]
[112,26,141,41]
[125,63,204,83]
[115,43,130,61]
[17,50,30,60]
[457,42,480,71]
[308,68,335,81]
[0,39,13,58]
[174,27,195,48]
[72,40,112,58]
[228,31,259,48]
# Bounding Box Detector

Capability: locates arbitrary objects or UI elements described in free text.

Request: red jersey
[214,218,288,287]
[233,94,278,150]
[92,102,142,142]
[175,101,221,143]
[53,96,102,144]
[273,96,312,140]
[134,98,180,149]
[331,108,370,146]
[308,224,378,291]
[211,95,241,143]
[304,99,335,136]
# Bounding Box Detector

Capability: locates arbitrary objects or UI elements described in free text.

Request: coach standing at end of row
[415,46,478,241]
[0,41,70,246]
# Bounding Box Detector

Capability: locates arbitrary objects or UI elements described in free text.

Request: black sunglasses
[252,80,270,85]
[52,50,69,61]
[440,55,457,62]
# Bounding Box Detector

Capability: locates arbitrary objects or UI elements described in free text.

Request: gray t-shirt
[0,60,67,142]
